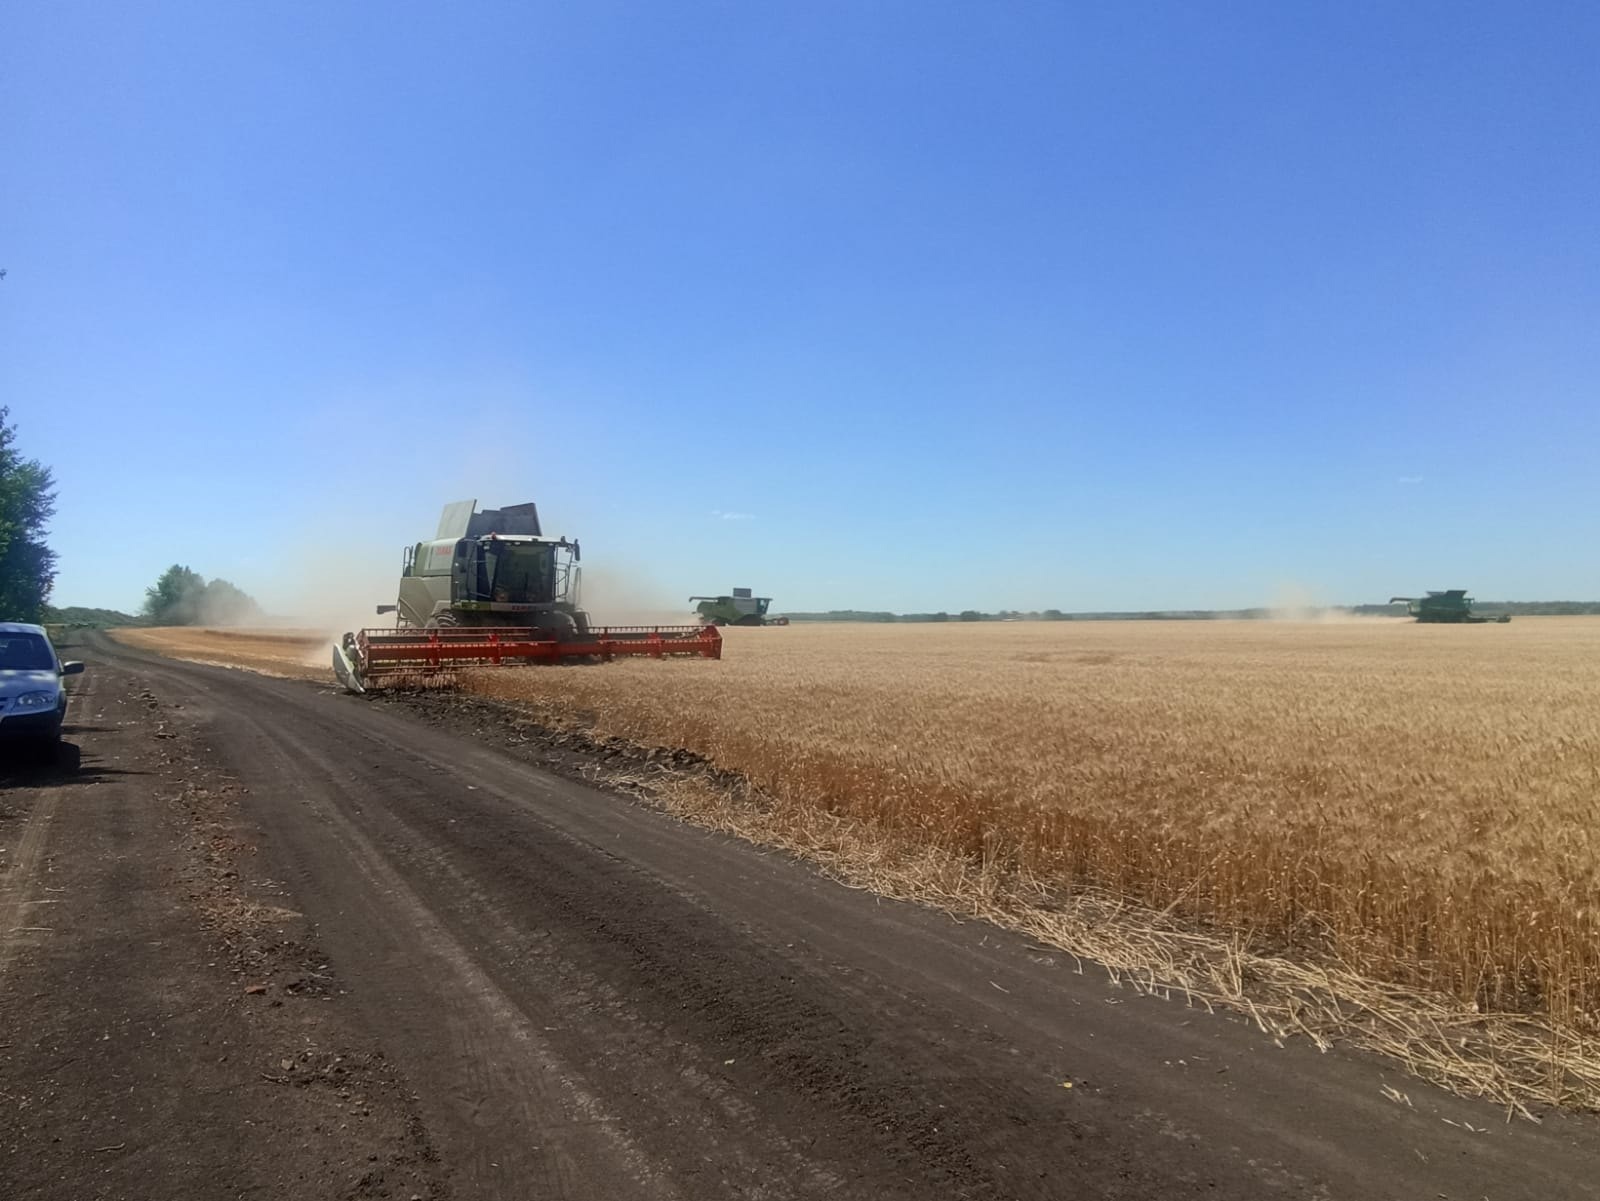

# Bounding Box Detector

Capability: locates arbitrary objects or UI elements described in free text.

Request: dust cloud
[1267,583,1327,622]
[252,547,402,649]
[1266,583,1392,623]
[143,569,265,628]
[249,541,692,656]
[578,565,693,627]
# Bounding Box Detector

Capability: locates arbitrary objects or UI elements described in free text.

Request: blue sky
[3,2,1596,616]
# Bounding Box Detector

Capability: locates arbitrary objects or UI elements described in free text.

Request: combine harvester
[335,500,720,693]
[1388,589,1511,624]
[689,588,790,626]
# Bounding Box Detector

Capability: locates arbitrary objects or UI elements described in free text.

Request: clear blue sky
[3,2,1596,616]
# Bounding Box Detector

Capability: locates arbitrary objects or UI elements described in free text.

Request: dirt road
[3,633,1598,1199]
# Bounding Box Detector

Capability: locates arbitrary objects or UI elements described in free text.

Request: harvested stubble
[113,626,329,681]
[464,617,1600,1107]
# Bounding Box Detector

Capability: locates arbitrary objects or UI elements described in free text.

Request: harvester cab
[690,588,790,627]
[1388,590,1511,624]
[384,500,588,638]
[334,501,721,693]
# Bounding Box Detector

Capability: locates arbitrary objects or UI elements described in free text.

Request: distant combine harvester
[690,588,790,627]
[1388,590,1510,624]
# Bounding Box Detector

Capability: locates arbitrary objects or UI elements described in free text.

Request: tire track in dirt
[0,790,60,979]
[112,653,870,1199]
[0,648,445,1201]
[0,674,105,979]
[204,695,683,1200]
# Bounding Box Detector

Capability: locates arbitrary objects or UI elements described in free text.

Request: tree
[958,609,983,622]
[144,565,208,624]
[0,407,58,623]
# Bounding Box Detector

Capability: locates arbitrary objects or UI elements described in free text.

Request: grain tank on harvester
[334,500,720,693]
[1388,590,1511,624]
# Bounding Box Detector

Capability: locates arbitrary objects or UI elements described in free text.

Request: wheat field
[465,617,1600,1042]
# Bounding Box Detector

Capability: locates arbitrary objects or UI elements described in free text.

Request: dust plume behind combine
[123,520,694,681]
[221,465,710,695]
[578,564,692,627]
[1266,581,1393,623]
[248,547,404,668]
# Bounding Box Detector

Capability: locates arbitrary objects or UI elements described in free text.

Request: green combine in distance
[690,588,789,627]
[1388,590,1511,624]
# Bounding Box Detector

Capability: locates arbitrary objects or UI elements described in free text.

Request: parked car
[0,622,85,749]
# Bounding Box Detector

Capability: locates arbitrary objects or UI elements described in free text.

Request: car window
[0,634,57,671]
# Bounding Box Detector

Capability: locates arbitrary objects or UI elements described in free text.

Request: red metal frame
[356,624,721,678]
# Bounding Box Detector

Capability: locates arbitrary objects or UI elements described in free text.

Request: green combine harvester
[332,500,722,692]
[1388,590,1510,624]
[690,588,789,626]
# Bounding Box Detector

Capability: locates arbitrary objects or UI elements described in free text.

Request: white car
[0,622,85,749]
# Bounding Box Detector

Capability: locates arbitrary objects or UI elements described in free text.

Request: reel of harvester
[334,623,720,694]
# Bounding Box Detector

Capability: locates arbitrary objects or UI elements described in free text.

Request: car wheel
[18,732,58,767]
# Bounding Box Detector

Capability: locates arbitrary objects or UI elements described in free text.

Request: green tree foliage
[0,407,58,623]
[144,565,207,623]
[958,610,983,622]
[143,565,261,625]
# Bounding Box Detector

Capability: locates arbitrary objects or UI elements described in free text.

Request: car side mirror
[61,661,85,675]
